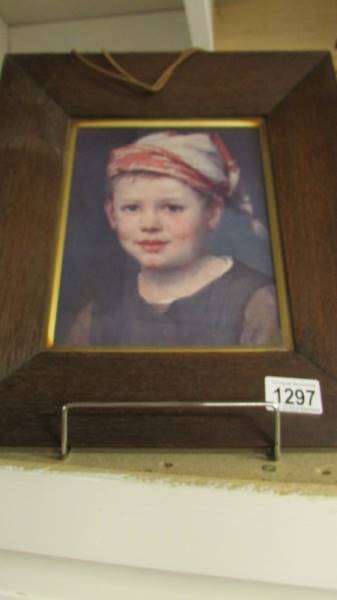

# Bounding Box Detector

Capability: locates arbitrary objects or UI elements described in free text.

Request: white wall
[0,466,337,595]
[8,10,190,53]
[0,549,336,600]
[183,0,214,49]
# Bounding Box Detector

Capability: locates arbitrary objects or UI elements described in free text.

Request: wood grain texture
[0,350,336,447]
[0,51,336,449]
[13,51,325,117]
[214,0,337,52]
[0,58,68,380]
[268,55,337,377]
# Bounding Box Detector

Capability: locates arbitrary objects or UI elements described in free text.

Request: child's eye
[121,204,139,213]
[164,204,185,213]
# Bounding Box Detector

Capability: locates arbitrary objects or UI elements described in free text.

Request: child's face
[105,174,223,271]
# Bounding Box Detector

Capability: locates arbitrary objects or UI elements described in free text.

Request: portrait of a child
[54,126,282,348]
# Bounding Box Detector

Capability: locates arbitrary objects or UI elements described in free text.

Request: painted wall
[8,10,190,53]
[0,466,337,598]
[0,548,337,600]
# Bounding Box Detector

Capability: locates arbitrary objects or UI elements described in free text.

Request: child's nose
[140,209,162,231]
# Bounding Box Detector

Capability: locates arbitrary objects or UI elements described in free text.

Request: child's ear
[104,198,117,230]
[207,198,224,231]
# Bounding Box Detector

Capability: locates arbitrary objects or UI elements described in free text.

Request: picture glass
[48,120,292,350]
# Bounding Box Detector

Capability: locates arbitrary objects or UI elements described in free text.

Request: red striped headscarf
[106,131,240,201]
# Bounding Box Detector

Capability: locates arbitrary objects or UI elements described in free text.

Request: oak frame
[0,51,336,449]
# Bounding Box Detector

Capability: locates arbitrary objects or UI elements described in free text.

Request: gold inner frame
[45,118,293,353]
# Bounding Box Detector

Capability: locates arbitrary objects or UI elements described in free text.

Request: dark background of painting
[55,125,276,343]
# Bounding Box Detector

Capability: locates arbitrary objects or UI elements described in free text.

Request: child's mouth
[137,241,169,252]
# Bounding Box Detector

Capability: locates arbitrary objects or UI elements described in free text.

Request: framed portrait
[50,119,291,352]
[0,51,336,450]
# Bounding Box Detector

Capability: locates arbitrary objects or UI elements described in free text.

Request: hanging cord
[73,48,200,93]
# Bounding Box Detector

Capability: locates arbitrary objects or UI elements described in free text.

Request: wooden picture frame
[0,51,336,449]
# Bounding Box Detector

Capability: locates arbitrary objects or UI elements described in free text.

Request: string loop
[73,48,200,94]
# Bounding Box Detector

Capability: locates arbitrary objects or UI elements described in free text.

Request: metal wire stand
[60,400,281,461]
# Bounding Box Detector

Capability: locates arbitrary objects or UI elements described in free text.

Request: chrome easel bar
[61,400,281,461]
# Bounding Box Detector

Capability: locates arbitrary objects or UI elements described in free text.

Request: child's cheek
[115,221,133,242]
[117,231,130,242]
[172,223,200,243]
